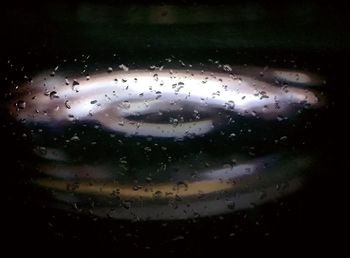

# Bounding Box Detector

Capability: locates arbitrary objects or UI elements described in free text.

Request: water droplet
[67,182,79,192]
[16,100,26,110]
[230,159,237,167]
[119,64,129,71]
[153,191,162,199]
[179,60,186,67]
[121,101,130,109]
[73,79,79,86]
[226,200,235,210]
[122,200,132,209]
[172,236,185,241]
[229,133,236,138]
[259,191,267,199]
[144,146,152,152]
[49,91,59,99]
[280,136,288,141]
[176,181,188,190]
[277,115,285,121]
[133,185,142,191]
[107,67,113,73]
[70,135,80,141]
[64,100,71,109]
[223,64,232,72]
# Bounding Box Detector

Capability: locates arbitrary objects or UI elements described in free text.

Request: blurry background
[1,0,348,255]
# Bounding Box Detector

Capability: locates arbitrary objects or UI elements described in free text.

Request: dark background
[1,0,348,255]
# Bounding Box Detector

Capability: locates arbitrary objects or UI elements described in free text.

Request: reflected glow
[36,160,259,198]
[9,66,324,220]
[11,68,323,138]
[36,178,236,199]
[273,70,320,85]
[32,153,311,220]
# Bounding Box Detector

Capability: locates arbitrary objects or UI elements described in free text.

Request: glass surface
[1,0,348,255]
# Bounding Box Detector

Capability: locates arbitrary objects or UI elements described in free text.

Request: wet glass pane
[1,0,348,255]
